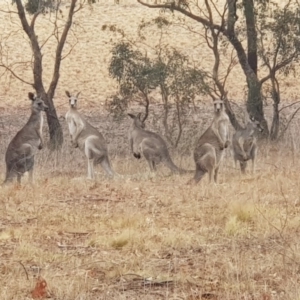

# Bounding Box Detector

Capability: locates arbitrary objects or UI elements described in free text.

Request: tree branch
[137,0,224,31]
[48,0,77,97]
[15,0,45,92]
[260,53,298,84]
[0,64,33,86]
[30,11,41,29]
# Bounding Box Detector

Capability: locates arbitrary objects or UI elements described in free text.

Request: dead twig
[57,242,90,249]
[18,261,29,281]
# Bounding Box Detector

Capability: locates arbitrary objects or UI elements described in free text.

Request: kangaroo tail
[164,154,184,174]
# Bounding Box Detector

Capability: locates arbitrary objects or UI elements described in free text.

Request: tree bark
[270,76,280,140]
[227,0,269,135]
[242,0,257,75]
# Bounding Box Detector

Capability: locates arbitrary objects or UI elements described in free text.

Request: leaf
[31,276,47,299]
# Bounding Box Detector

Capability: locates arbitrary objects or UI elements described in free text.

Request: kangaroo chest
[131,128,148,145]
[66,111,78,137]
[39,114,44,138]
[218,120,229,140]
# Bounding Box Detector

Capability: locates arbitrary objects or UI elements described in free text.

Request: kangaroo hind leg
[240,161,247,174]
[147,159,156,172]
[100,156,115,177]
[85,141,95,179]
[193,164,207,184]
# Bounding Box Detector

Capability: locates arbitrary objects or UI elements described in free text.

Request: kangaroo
[232,113,263,174]
[3,92,48,185]
[65,91,114,179]
[190,99,230,184]
[128,113,185,174]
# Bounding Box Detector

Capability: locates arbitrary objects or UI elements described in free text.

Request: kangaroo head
[28,92,49,112]
[249,115,264,132]
[66,90,81,108]
[128,113,145,129]
[213,100,224,114]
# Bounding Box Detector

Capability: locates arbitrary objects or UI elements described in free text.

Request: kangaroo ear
[65,90,71,98]
[76,92,81,98]
[28,92,35,101]
[128,113,135,119]
[137,112,142,120]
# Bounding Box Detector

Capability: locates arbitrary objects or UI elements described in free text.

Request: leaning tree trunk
[246,77,269,136]
[270,76,280,140]
[45,92,63,149]
[227,0,269,136]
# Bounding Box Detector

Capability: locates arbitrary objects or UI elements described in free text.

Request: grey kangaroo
[190,100,230,184]
[3,92,48,185]
[232,114,263,174]
[128,113,185,174]
[65,91,114,179]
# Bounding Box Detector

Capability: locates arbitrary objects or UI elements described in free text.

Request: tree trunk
[223,97,243,131]
[245,77,268,135]
[174,94,182,148]
[141,91,150,122]
[160,83,173,144]
[45,92,64,149]
[15,0,64,149]
[14,0,79,149]
[227,0,269,135]
[243,0,257,75]
[270,77,280,140]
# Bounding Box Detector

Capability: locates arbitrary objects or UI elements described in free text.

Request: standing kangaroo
[190,100,230,184]
[128,113,185,174]
[232,114,263,174]
[3,92,48,185]
[65,91,114,179]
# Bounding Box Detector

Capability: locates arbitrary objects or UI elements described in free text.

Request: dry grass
[1,1,300,299]
[1,114,300,299]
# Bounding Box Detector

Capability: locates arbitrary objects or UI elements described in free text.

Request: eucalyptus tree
[109,41,209,146]
[109,42,159,121]
[137,0,300,138]
[1,0,95,148]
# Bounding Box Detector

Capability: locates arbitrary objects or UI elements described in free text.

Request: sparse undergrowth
[1,147,300,299]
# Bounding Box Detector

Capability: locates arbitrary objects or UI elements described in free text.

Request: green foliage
[12,0,97,14]
[12,0,57,15]
[109,42,159,97]
[165,49,209,102]
[105,94,129,119]
[109,41,209,109]
[257,1,300,74]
